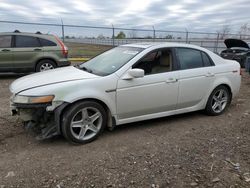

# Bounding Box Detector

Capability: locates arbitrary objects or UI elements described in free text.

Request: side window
[39,38,57,47]
[133,49,173,75]
[0,35,12,48]
[15,36,40,48]
[176,48,203,70]
[201,52,213,67]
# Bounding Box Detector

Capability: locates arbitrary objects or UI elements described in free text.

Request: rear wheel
[205,85,231,116]
[61,101,107,144]
[36,59,56,72]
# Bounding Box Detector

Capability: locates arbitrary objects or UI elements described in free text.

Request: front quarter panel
[18,75,118,115]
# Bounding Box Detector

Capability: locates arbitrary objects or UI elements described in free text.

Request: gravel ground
[0,72,249,188]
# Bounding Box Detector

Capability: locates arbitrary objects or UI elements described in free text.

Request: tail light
[232,68,242,76]
[54,36,68,58]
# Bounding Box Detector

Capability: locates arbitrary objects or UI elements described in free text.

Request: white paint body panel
[10,43,241,126]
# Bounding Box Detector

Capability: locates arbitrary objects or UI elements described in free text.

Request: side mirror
[129,68,145,78]
[123,68,145,80]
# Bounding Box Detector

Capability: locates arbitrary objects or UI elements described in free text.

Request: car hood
[10,66,100,94]
[224,39,249,49]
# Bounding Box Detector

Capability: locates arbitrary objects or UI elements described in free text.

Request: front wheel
[205,85,231,116]
[61,101,107,144]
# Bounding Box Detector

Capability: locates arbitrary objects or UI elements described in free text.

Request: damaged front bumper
[10,101,68,140]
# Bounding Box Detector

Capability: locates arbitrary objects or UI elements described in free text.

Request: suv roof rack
[14,30,20,33]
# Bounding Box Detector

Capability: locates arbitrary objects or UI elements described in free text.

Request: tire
[36,59,57,72]
[205,85,231,116]
[61,101,107,144]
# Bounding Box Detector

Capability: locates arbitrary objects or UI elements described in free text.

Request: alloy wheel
[40,63,54,71]
[70,107,103,141]
[211,89,228,113]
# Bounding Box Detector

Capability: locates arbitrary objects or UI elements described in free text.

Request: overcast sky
[0,0,249,36]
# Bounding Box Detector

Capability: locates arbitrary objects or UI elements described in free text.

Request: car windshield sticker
[123,50,139,55]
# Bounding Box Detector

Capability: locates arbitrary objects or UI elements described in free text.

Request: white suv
[10,43,241,144]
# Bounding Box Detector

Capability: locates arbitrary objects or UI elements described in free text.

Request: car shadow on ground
[109,111,203,133]
[39,111,204,146]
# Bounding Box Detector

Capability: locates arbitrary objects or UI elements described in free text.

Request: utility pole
[152,26,156,41]
[185,28,189,44]
[61,19,65,42]
[112,24,115,46]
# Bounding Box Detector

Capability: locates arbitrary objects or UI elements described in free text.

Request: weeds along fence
[1,20,250,53]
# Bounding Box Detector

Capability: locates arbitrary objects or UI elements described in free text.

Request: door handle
[166,78,178,83]
[205,72,215,77]
[34,48,42,51]
[1,49,10,52]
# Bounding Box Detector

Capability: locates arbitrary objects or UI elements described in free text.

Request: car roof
[122,42,224,65]
[121,43,156,49]
[122,42,206,50]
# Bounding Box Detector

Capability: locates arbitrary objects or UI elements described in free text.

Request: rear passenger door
[0,35,13,70]
[175,48,215,109]
[12,35,43,70]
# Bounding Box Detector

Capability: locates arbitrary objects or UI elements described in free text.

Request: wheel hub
[212,89,228,113]
[70,107,102,141]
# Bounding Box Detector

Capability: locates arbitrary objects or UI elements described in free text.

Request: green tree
[116,31,126,39]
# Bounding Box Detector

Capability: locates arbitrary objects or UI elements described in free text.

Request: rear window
[15,35,40,48]
[39,38,57,47]
[201,52,213,67]
[0,35,11,48]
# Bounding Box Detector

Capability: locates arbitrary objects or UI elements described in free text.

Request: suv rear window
[39,38,57,46]
[15,36,40,48]
[0,35,11,48]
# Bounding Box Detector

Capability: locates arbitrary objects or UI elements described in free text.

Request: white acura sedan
[10,43,241,144]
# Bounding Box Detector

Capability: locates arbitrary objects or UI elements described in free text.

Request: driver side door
[116,48,179,122]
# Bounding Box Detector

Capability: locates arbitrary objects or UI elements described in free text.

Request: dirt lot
[0,72,249,188]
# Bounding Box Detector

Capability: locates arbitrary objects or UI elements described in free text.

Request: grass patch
[65,42,113,58]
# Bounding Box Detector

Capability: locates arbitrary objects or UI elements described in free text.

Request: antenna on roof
[14,30,20,33]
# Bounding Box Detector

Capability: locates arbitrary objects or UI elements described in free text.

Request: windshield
[79,46,143,76]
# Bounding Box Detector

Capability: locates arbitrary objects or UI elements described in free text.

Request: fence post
[214,32,219,53]
[112,24,115,46]
[61,19,65,42]
[185,29,189,43]
[152,26,156,42]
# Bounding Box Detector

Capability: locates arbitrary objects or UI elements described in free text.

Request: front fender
[19,76,118,115]
[59,88,117,115]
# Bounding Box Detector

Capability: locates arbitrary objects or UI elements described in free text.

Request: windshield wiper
[74,64,80,68]
[80,66,93,73]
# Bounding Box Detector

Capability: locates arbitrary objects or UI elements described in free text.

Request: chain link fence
[1,20,250,55]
